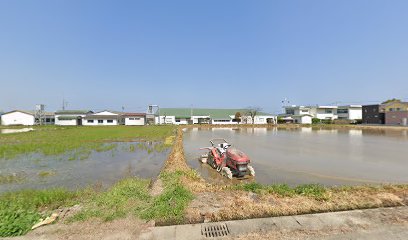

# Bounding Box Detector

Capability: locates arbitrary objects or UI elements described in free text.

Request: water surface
[0,142,169,193]
[183,127,408,186]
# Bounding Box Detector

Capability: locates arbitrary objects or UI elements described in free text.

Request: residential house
[283,105,338,120]
[383,101,408,125]
[292,114,313,124]
[309,105,338,120]
[1,110,55,126]
[362,105,385,124]
[55,110,92,126]
[337,105,362,121]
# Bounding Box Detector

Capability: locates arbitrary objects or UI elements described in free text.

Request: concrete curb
[139,206,408,240]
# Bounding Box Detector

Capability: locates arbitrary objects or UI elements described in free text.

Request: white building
[83,111,122,126]
[55,110,92,126]
[1,110,55,126]
[1,110,35,126]
[337,105,362,120]
[309,106,338,120]
[283,104,362,121]
[156,108,276,125]
[123,113,146,126]
[292,114,313,124]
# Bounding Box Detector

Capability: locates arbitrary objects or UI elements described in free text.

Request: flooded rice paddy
[183,127,408,186]
[0,142,170,193]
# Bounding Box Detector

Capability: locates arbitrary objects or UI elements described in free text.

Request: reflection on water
[1,128,34,134]
[183,127,408,186]
[0,142,170,193]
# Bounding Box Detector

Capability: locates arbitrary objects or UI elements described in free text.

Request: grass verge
[0,189,76,237]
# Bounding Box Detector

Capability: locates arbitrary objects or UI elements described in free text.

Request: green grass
[0,125,176,159]
[0,189,76,237]
[71,172,194,225]
[234,182,328,200]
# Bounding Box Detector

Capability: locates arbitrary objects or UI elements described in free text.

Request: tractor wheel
[221,167,233,179]
[248,165,255,176]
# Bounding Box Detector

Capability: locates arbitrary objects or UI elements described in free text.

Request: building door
[77,118,82,126]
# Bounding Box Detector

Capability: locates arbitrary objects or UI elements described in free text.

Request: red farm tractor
[200,139,255,179]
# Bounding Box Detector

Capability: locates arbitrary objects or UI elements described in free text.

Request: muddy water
[183,127,408,186]
[0,142,170,193]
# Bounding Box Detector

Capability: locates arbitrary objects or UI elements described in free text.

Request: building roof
[122,112,146,117]
[3,110,54,116]
[159,108,271,119]
[83,115,119,120]
[55,110,93,115]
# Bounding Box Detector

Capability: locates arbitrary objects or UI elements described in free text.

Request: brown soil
[4,216,148,240]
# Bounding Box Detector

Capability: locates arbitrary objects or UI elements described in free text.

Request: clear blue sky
[1,0,407,114]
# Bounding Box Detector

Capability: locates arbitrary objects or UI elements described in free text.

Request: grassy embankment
[0,125,188,237]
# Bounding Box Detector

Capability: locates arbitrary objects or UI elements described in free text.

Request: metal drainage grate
[201,223,230,238]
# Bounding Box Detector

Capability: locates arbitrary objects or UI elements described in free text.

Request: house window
[325,109,333,114]
[175,119,181,123]
[107,120,113,123]
[87,120,94,123]
[337,109,348,114]
[98,120,103,123]
[301,110,308,113]
[129,118,134,120]
[286,109,295,115]
[134,118,140,120]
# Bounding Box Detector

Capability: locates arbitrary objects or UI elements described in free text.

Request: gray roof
[55,110,93,115]
[2,110,54,116]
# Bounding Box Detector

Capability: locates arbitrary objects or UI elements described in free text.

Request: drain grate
[201,223,230,238]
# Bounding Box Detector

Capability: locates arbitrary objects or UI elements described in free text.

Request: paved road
[139,206,408,240]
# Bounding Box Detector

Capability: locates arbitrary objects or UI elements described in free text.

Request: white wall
[297,116,312,124]
[1,112,35,126]
[83,119,118,126]
[55,114,87,125]
[125,117,145,126]
[312,108,338,120]
[56,119,77,126]
[211,119,235,124]
[348,108,362,120]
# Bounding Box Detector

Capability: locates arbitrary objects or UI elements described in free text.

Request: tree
[234,112,242,124]
[382,98,401,104]
[245,106,262,124]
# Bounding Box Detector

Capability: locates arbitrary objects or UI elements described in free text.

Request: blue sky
[1,0,407,114]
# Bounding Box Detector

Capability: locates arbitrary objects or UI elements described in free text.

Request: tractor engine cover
[226,148,250,163]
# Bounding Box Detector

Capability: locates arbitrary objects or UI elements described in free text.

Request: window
[134,118,140,120]
[301,109,308,113]
[396,108,401,111]
[175,119,181,123]
[337,109,348,114]
[325,109,333,114]
[87,120,94,123]
[107,120,113,123]
[98,120,103,123]
[286,109,295,115]
[214,120,230,122]
[129,118,134,120]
